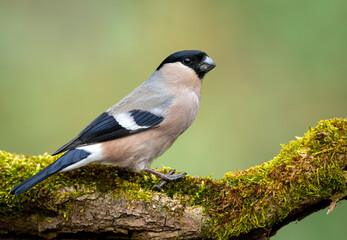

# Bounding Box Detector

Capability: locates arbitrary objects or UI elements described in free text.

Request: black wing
[52,110,164,155]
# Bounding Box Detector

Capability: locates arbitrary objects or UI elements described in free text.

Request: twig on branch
[0,118,346,239]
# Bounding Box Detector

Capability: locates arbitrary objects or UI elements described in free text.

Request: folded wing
[52,110,164,155]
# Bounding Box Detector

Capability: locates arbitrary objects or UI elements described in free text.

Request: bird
[10,50,216,196]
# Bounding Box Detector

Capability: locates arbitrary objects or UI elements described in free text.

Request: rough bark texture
[1,119,346,239]
[1,193,346,240]
[1,192,205,240]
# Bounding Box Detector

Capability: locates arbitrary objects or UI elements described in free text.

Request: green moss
[0,118,346,239]
[204,118,347,239]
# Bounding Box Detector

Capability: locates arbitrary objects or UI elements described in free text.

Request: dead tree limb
[0,118,346,239]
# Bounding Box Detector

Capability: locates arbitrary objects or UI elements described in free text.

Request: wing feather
[52,110,164,155]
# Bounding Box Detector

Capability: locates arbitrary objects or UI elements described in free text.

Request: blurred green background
[0,0,346,239]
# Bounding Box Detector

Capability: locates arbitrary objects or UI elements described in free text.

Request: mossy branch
[1,119,346,240]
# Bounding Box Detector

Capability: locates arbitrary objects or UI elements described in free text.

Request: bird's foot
[144,168,186,191]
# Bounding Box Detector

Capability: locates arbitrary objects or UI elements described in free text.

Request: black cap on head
[157,50,216,79]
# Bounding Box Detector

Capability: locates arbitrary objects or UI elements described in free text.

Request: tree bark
[1,119,346,239]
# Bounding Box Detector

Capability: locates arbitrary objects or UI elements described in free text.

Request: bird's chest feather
[162,89,201,136]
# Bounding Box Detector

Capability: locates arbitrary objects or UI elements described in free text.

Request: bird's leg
[144,168,186,190]
[152,169,175,191]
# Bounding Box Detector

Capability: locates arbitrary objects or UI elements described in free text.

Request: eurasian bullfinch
[10,50,216,195]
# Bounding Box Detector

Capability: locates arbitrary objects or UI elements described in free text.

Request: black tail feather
[10,149,90,196]
[10,167,56,196]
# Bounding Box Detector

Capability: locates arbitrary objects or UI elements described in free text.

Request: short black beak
[199,56,216,72]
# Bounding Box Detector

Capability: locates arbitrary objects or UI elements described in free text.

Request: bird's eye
[183,58,192,65]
